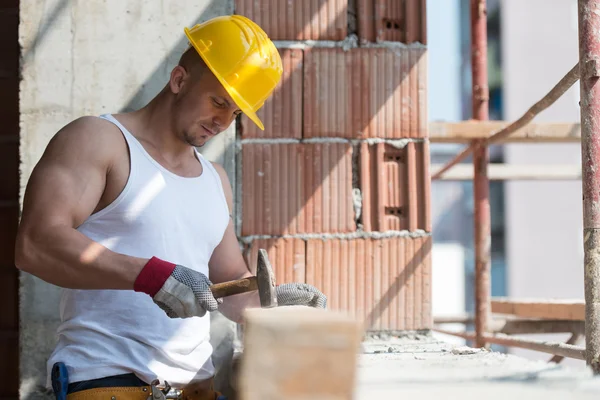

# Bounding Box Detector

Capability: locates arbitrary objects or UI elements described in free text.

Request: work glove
[134,256,220,318]
[276,283,327,309]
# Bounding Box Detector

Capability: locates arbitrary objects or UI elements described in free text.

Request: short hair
[178,45,207,79]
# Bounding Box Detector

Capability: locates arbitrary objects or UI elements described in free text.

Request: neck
[129,89,192,159]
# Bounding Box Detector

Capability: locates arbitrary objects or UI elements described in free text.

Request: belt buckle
[149,380,183,400]
[147,385,165,400]
[165,388,183,399]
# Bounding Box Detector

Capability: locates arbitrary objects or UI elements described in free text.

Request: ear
[169,65,188,94]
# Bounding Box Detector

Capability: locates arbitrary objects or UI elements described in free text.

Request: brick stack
[235,0,431,331]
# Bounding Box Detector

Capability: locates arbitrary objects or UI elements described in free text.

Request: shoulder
[50,115,122,142]
[209,161,233,212]
[43,116,125,163]
[210,161,230,185]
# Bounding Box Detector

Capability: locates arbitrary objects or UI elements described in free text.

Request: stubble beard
[183,130,206,148]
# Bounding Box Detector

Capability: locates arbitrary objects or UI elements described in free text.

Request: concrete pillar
[18,1,235,398]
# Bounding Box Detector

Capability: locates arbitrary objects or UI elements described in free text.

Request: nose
[210,114,224,133]
[212,109,236,130]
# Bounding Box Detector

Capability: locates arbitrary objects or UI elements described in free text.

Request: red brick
[241,143,355,235]
[421,232,432,328]
[304,47,427,139]
[360,141,431,232]
[0,269,18,330]
[235,0,347,41]
[244,238,306,284]
[242,143,303,236]
[241,49,303,139]
[0,141,19,201]
[0,204,18,266]
[357,0,427,44]
[306,236,432,331]
[302,142,355,233]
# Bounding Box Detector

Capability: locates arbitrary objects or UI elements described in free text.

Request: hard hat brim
[184,27,266,131]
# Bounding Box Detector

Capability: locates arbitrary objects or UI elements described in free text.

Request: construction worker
[14,15,326,400]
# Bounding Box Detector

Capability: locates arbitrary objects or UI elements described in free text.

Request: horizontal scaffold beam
[429,121,581,143]
[430,164,582,181]
[491,298,585,321]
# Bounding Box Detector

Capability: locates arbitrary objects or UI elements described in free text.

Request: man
[14,15,326,400]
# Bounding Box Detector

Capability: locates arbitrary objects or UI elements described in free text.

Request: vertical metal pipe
[578,0,600,374]
[471,0,490,349]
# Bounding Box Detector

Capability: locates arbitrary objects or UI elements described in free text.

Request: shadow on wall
[20,2,72,399]
[20,0,70,66]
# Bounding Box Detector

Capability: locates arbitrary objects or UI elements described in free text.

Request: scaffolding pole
[578,0,600,375]
[471,0,490,349]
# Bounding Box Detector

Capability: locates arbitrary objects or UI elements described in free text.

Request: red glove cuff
[134,256,176,297]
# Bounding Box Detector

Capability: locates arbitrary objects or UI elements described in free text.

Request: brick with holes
[359,141,431,232]
[357,0,427,44]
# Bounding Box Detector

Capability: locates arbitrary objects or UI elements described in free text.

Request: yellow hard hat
[184,15,283,131]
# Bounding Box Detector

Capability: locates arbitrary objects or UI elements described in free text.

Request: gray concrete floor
[356,333,600,399]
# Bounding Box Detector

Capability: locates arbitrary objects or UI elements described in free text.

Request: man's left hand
[275,283,327,308]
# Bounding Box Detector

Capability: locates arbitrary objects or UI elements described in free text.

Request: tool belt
[65,379,223,400]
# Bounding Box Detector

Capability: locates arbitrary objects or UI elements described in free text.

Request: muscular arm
[208,163,261,323]
[14,117,148,289]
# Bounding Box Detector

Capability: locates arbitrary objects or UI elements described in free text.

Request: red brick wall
[0,0,20,398]
[235,0,348,40]
[237,0,430,331]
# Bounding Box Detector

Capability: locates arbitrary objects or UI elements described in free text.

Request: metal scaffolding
[470,0,490,350]
[578,0,600,373]
[431,0,600,373]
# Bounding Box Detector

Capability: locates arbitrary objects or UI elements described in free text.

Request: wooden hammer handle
[210,276,258,299]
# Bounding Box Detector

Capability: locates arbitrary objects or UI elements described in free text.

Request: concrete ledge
[356,334,600,399]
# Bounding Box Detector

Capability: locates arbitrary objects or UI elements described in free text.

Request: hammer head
[256,249,277,308]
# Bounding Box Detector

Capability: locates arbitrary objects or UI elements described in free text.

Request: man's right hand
[134,257,220,318]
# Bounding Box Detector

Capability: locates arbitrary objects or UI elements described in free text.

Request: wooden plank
[433,313,474,324]
[434,315,584,335]
[499,320,585,335]
[549,333,583,363]
[433,329,586,360]
[483,333,586,360]
[431,164,582,181]
[429,121,581,143]
[238,306,364,400]
[491,298,585,321]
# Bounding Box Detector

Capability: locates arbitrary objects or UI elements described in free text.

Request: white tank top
[46,114,230,387]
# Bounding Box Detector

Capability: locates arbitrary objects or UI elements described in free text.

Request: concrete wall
[501,0,585,367]
[18,1,236,398]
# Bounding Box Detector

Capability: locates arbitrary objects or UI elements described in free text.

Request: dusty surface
[355,333,600,399]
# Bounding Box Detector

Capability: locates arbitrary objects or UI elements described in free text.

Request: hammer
[209,249,278,308]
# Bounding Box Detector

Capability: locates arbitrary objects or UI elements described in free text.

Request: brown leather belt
[65,379,222,400]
